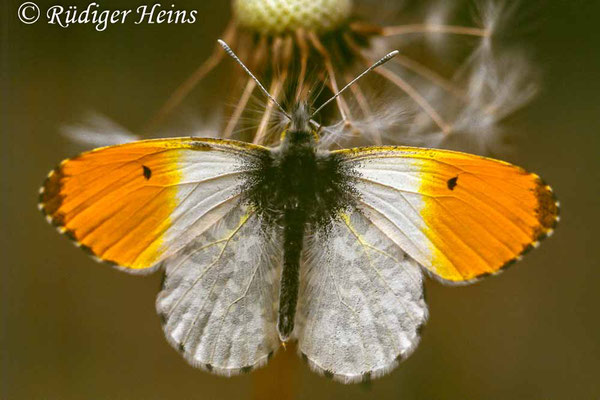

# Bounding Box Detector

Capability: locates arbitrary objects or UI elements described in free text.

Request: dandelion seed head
[473,0,520,40]
[425,1,454,45]
[387,42,538,154]
[448,47,538,153]
[233,0,353,35]
[146,1,538,156]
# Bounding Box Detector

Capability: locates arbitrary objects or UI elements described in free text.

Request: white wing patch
[295,209,427,383]
[350,156,434,269]
[151,148,253,266]
[156,205,283,375]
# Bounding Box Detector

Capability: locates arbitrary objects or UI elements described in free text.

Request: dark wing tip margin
[37,163,121,269]
[430,173,560,286]
[475,174,560,283]
[533,177,560,236]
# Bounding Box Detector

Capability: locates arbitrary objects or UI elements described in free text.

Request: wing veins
[141,170,245,188]
[209,258,262,364]
[358,192,466,277]
[324,260,372,371]
[131,192,242,267]
[341,215,421,329]
[64,170,153,218]
[359,175,533,250]
[302,247,331,354]
[432,197,517,256]
[178,213,257,355]
[95,187,174,257]
[167,212,253,319]
[358,200,465,278]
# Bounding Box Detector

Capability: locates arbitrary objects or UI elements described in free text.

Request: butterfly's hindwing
[295,209,427,383]
[157,205,283,375]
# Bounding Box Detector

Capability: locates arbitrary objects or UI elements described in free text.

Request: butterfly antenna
[218,39,292,121]
[310,50,399,119]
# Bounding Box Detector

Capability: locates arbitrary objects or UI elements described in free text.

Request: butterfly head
[281,101,319,146]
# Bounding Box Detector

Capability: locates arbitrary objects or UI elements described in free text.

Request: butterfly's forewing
[296,209,427,383]
[39,138,265,272]
[335,146,559,283]
[40,137,285,373]
[157,205,283,374]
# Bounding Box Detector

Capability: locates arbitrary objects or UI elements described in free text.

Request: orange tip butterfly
[39,41,558,383]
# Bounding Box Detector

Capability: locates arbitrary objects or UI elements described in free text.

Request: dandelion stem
[343,32,452,135]
[251,343,297,400]
[223,78,256,138]
[345,73,372,117]
[308,32,351,121]
[380,24,490,37]
[223,36,270,139]
[253,38,291,145]
[254,81,280,144]
[145,22,236,131]
[343,73,383,144]
[295,29,310,102]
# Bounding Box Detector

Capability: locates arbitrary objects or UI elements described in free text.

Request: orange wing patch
[415,149,559,282]
[39,140,191,269]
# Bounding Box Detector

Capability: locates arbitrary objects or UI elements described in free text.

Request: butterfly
[38,43,559,383]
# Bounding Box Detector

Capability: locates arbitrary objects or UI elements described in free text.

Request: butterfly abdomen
[278,207,306,340]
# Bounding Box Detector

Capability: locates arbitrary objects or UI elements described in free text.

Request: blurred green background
[2,0,599,399]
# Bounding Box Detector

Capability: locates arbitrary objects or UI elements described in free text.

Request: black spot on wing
[64,229,77,242]
[521,243,535,256]
[416,322,425,336]
[447,176,458,190]
[501,258,518,271]
[240,365,252,374]
[142,165,152,180]
[158,312,167,326]
[361,372,372,385]
[79,244,96,257]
